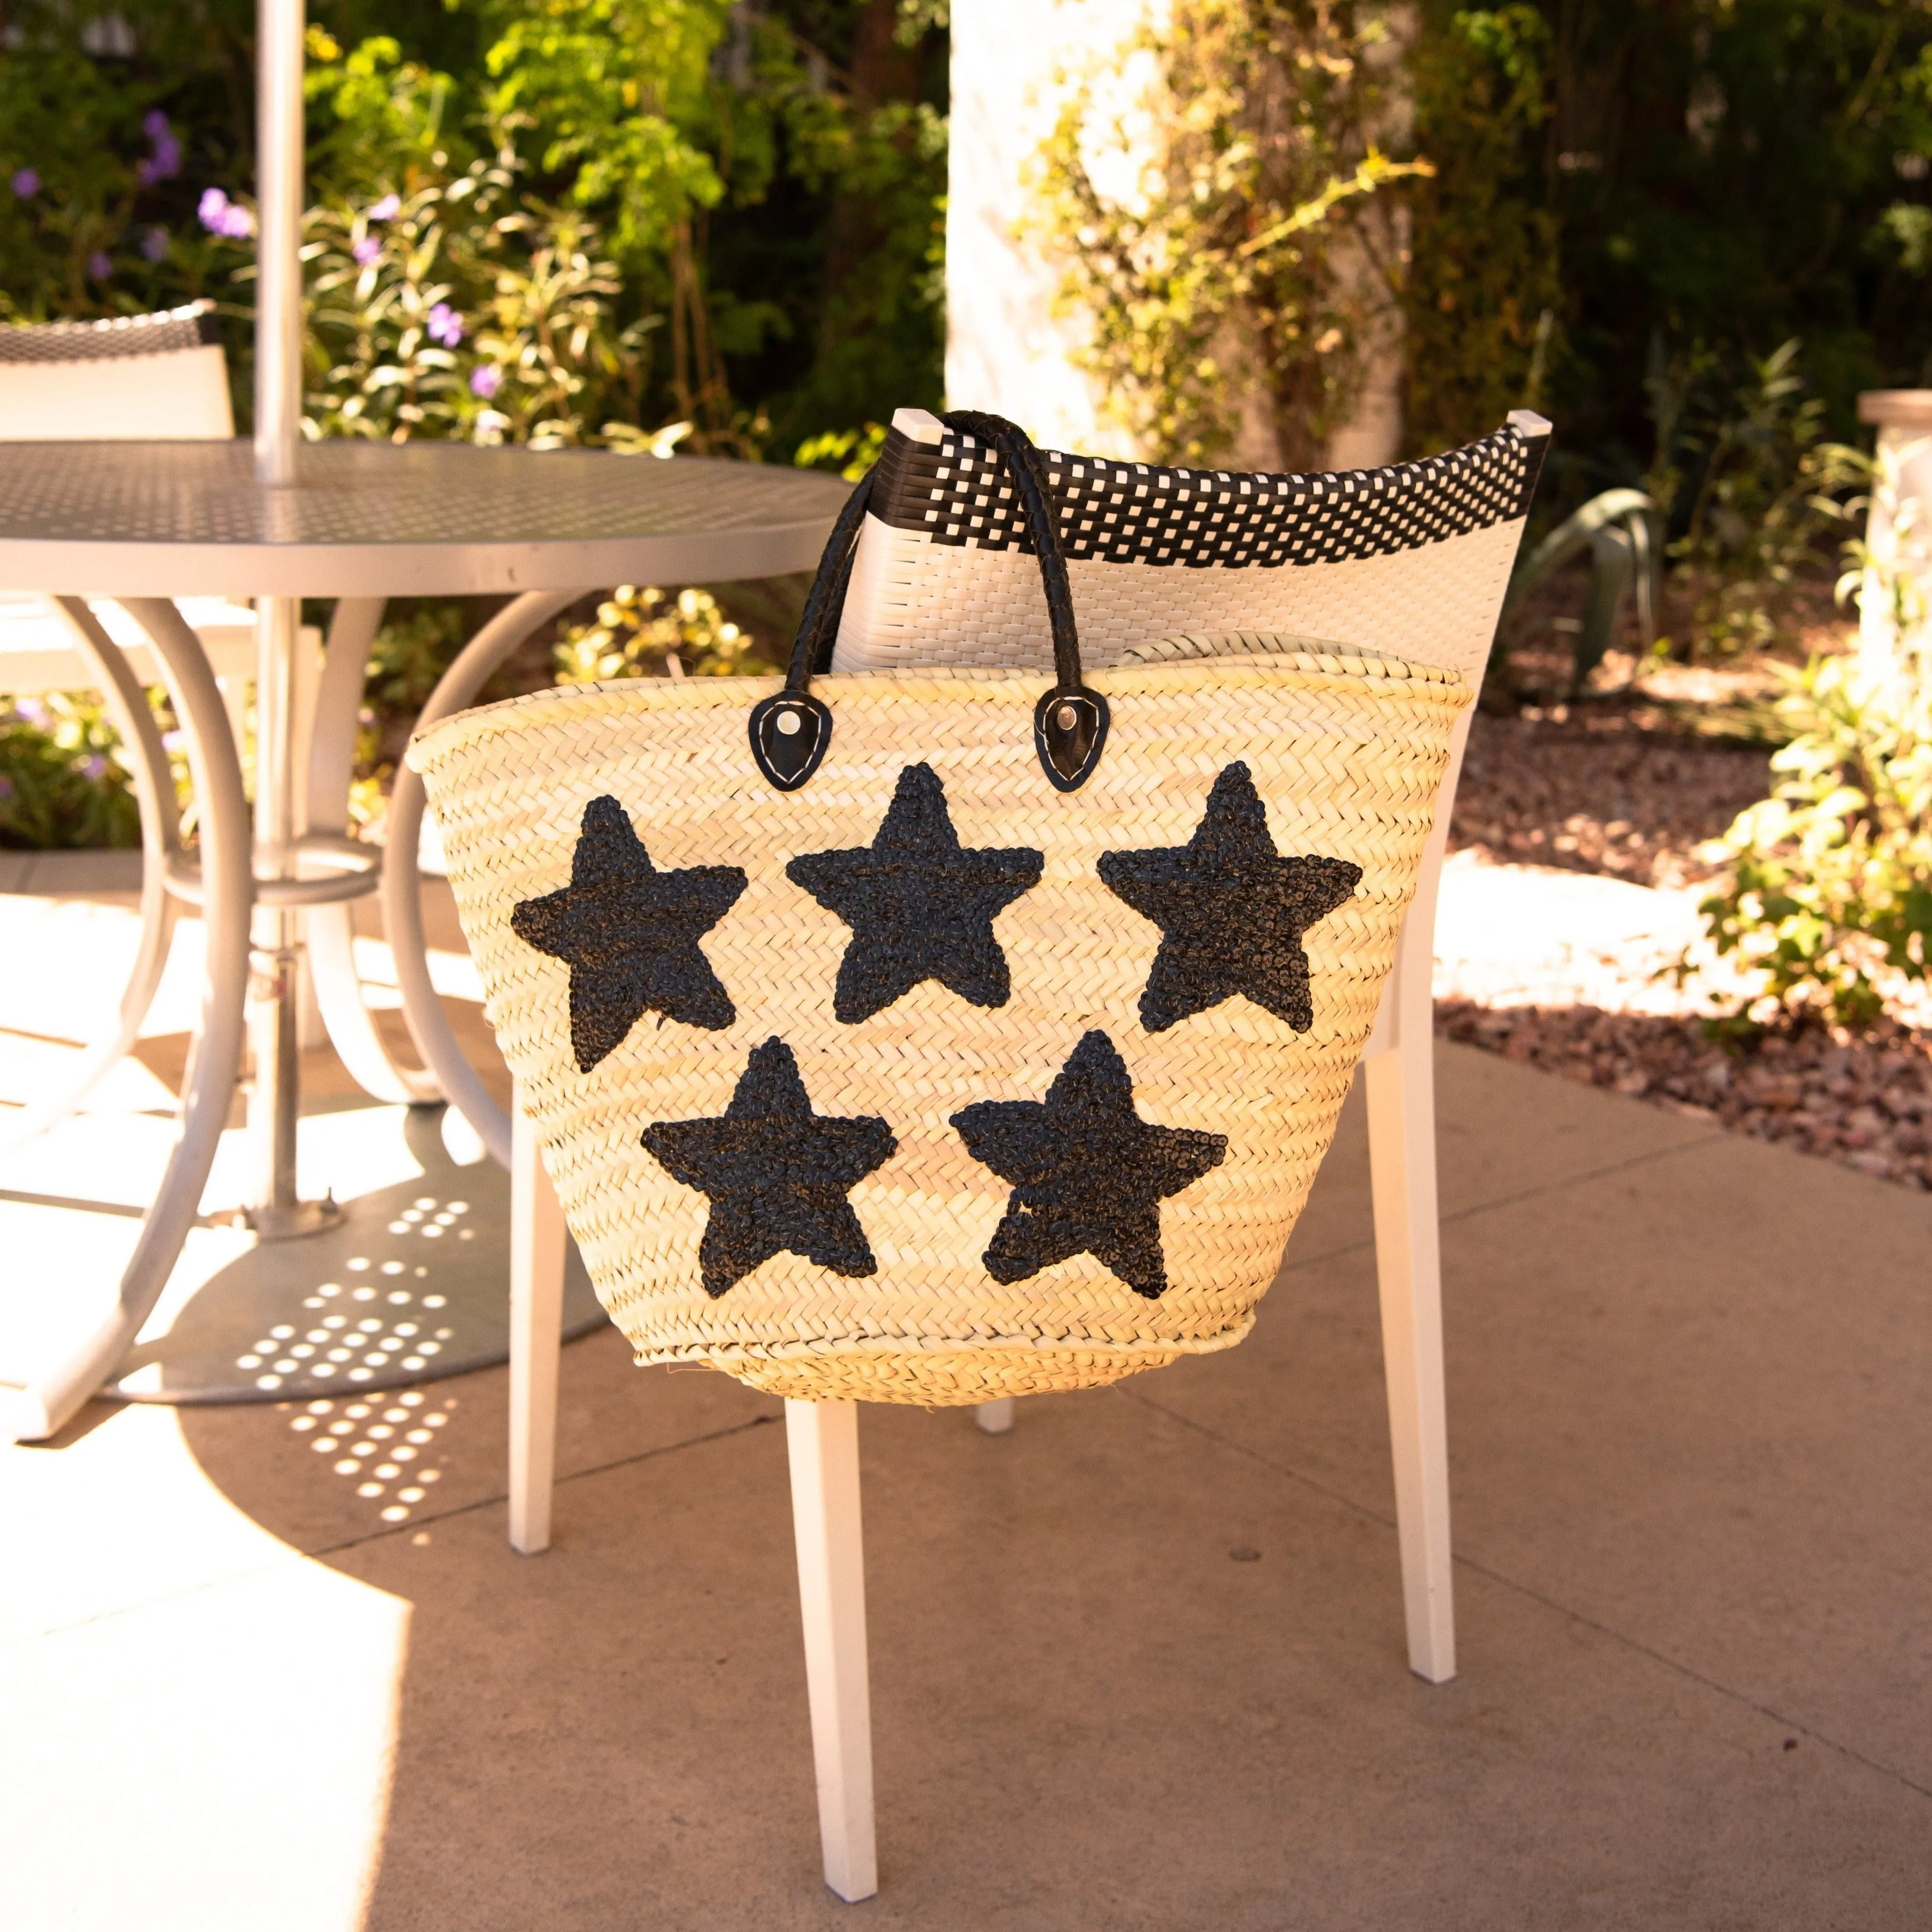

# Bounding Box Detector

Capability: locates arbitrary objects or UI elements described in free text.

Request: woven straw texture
[409,646,1469,1404]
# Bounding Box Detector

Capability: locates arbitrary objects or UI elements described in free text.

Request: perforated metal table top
[0,440,851,595]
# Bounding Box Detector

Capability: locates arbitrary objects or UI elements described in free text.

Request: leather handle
[749,413,1110,793]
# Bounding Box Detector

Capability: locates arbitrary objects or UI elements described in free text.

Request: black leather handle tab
[748,413,1110,792]
[747,471,873,790]
[939,411,1109,790]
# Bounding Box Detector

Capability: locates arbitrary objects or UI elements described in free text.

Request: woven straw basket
[408,639,1469,1404]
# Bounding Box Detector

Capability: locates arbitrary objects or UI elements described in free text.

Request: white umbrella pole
[254,0,304,485]
[247,0,337,1235]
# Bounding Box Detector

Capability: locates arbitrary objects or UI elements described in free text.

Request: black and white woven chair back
[0,300,232,440]
[832,407,1550,686]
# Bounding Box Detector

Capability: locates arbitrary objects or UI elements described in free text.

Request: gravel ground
[1450,694,1775,889]
[1436,656,1932,1192]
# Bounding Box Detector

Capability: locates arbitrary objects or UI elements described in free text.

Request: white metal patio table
[0,438,850,1438]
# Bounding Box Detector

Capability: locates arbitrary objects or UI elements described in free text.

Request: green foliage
[305,27,476,190]
[1035,0,1429,468]
[553,584,775,681]
[794,421,889,479]
[362,602,477,718]
[1023,0,1932,507]
[1696,430,1932,1033]
[1698,641,1932,1033]
[305,172,649,448]
[289,31,683,450]
[479,0,728,262]
[1527,2,1932,480]
[0,2,250,321]
[694,2,948,453]
[1401,4,1562,454]
[1646,340,1867,657]
[0,696,141,850]
[0,2,946,455]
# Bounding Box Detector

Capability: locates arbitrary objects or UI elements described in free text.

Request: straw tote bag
[408,412,1472,1404]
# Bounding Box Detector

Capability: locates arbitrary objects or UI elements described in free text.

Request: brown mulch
[1449,697,1776,889]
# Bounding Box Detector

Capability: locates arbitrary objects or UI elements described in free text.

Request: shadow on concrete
[163,1056,1932,1930]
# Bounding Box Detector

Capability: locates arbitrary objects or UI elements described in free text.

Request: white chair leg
[1,599,182,1154]
[508,1086,567,1555]
[1364,913,1456,1684]
[785,1399,878,1903]
[973,1398,1014,1434]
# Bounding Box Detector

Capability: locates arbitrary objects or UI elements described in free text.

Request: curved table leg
[3,598,252,1442]
[300,596,443,1105]
[383,589,581,1170]
[0,599,183,1156]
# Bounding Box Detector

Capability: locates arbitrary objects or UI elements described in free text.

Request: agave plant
[1498,487,1658,697]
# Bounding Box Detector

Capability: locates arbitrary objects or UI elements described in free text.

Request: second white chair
[0,303,265,1148]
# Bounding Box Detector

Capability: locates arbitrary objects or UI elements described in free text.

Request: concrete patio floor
[4,863,1930,1928]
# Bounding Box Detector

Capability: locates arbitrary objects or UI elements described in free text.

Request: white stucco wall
[945,0,1155,457]
[945,0,1406,469]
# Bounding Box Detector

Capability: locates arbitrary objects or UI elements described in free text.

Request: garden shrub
[553,585,775,683]
[1698,639,1932,1033]
[1644,339,1867,659]
[0,696,142,850]
[1696,441,1932,1034]
[0,4,949,844]
[1401,3,1562,456]
[1034,0,1428,468]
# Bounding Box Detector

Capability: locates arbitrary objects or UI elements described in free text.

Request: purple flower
[141,135,182,185]
[135,116,181,187]
[11,168,39,198]
[469,365,503,399]
[161,730,186,752]
[0,774,12,802]
[78,754,108,780]
[352,236,381,266]
[199,187,254,239]
[15,697,46,725]
[368,194,400,221]
[141,226,169,262]
[427,303,463,347]
[87,251,112,281]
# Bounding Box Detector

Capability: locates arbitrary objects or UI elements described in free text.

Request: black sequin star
[785,763,1043,1024]
[1098,761,1362,1034]
[640,1036,898,1298]
[950,1030,1226,1299]
[511,794,746,1071]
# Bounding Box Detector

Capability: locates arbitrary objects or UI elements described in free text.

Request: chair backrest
[832,407,1550,691]
[0,301,233,441]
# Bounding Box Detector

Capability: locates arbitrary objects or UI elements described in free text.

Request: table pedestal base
[242,1195,346,1242]
[111,1104,606,1406]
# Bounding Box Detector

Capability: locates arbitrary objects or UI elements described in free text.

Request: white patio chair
[497,405,1551,1899]
[0,304,416,1151]
[0,304,263,1148]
